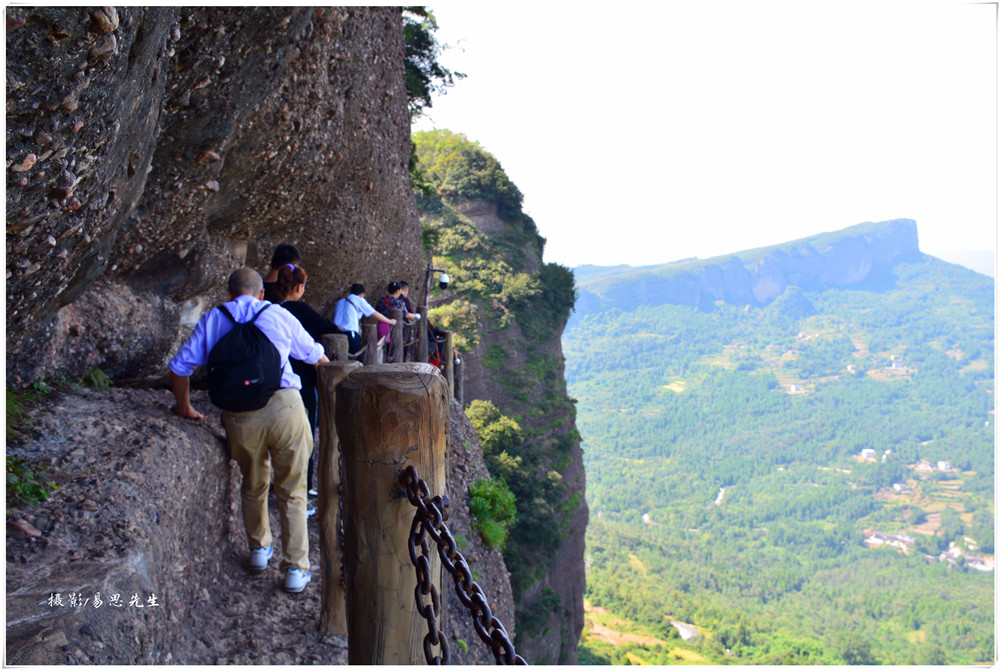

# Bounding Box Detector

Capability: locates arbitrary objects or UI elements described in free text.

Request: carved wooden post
[316,360,362,637]
[361,320,378,366]
[390,308,404,363]
[321,333,350,362]
[417,306,429,363]
[336,363,449,665]
[443,331,454,397]
[454,355,464,406]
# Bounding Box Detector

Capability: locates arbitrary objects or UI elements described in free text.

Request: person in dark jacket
[271,264,338,499]
[398,281,419,361]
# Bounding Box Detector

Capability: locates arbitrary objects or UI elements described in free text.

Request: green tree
[402,8,463,118]
[466,400,522,455]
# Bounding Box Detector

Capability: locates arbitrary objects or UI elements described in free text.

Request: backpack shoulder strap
[247,302,271,325]
[217,305,237,323]
[218,302,271,326]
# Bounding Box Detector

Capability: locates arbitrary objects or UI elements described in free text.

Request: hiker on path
[332,283,396,362]
[168,268,328,594]
[374,282,417,361]
[271,263,339,504]
[398,280,419,361]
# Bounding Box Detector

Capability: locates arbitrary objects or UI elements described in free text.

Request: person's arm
[373,311,397,326]
[357,296,396,326]
[284,309,332,365]
[171,372,205,421]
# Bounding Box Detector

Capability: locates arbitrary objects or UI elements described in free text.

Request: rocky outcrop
[6,7,423,386]
[580,219,922,311]
[6,385,513,664]
[441,400,518,665]
[441,199,587,665]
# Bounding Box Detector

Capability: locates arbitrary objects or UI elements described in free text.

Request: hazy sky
[412,2,997,270]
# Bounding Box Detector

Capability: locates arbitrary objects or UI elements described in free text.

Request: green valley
[565,235,994,665]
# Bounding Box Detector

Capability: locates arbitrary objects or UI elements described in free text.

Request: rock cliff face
[461,308,587,665]
[6,388,512,665]
[433,198,587,665]
[7,7,524,665]
[581,219,922,311]
[6,6,423,386]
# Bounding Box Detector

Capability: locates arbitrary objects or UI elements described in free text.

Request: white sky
[412,2,997,269]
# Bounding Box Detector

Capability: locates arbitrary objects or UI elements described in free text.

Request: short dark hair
[349,283,365,296]
[399,281,410,289]
[270,243,302,269]
[387,281,400,294]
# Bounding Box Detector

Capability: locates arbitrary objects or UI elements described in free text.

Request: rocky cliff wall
[7,6,521,664]
[6,6,423,386]
[6,386,513,665]
[444,199,587,665]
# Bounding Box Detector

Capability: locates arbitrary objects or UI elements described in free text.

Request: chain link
[401,466,527,665]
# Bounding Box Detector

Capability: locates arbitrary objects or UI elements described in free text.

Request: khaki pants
[222,388,312,572]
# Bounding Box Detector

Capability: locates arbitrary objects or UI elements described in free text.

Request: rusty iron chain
[401,465,527,666]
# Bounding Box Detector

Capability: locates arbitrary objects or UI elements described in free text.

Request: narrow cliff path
[6,386,511,664]
[171,500,349,665]
[5,387,348,664]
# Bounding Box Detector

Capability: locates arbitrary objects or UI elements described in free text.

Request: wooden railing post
[361,320,378,366]
[443,331,454,397]
[335,363,449,665]
[390,308,404,363]
[316,360,362,637]
[321,333,350,362]
[417,306,429,363]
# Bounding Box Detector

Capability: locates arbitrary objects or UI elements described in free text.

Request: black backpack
[207,304,282,412]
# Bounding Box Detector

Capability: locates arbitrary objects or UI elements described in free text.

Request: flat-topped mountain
[576,219,922,312]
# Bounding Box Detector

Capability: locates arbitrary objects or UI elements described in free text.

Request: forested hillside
[412,129,587,663]
[564,234,994,665]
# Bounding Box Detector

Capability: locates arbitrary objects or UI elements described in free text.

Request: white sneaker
[285,568,311,593]
[249,546,273,571]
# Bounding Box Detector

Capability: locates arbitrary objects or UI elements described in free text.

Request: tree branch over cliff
[403,7,465,118]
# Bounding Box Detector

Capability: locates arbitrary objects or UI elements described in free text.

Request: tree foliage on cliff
[414,128,581,640]
[403,8,464,118]
[413,129,537,236]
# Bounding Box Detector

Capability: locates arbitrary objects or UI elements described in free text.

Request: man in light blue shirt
[169,268,328,594]
[332,283,395,360]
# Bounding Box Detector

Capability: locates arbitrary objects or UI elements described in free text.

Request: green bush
[7,456,56,509]
[469,477,516,550]
[80,367,112,389]
[428,299,480,350]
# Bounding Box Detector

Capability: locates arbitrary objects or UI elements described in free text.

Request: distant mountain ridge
[565,218,994,665]
[576,219,922,312]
